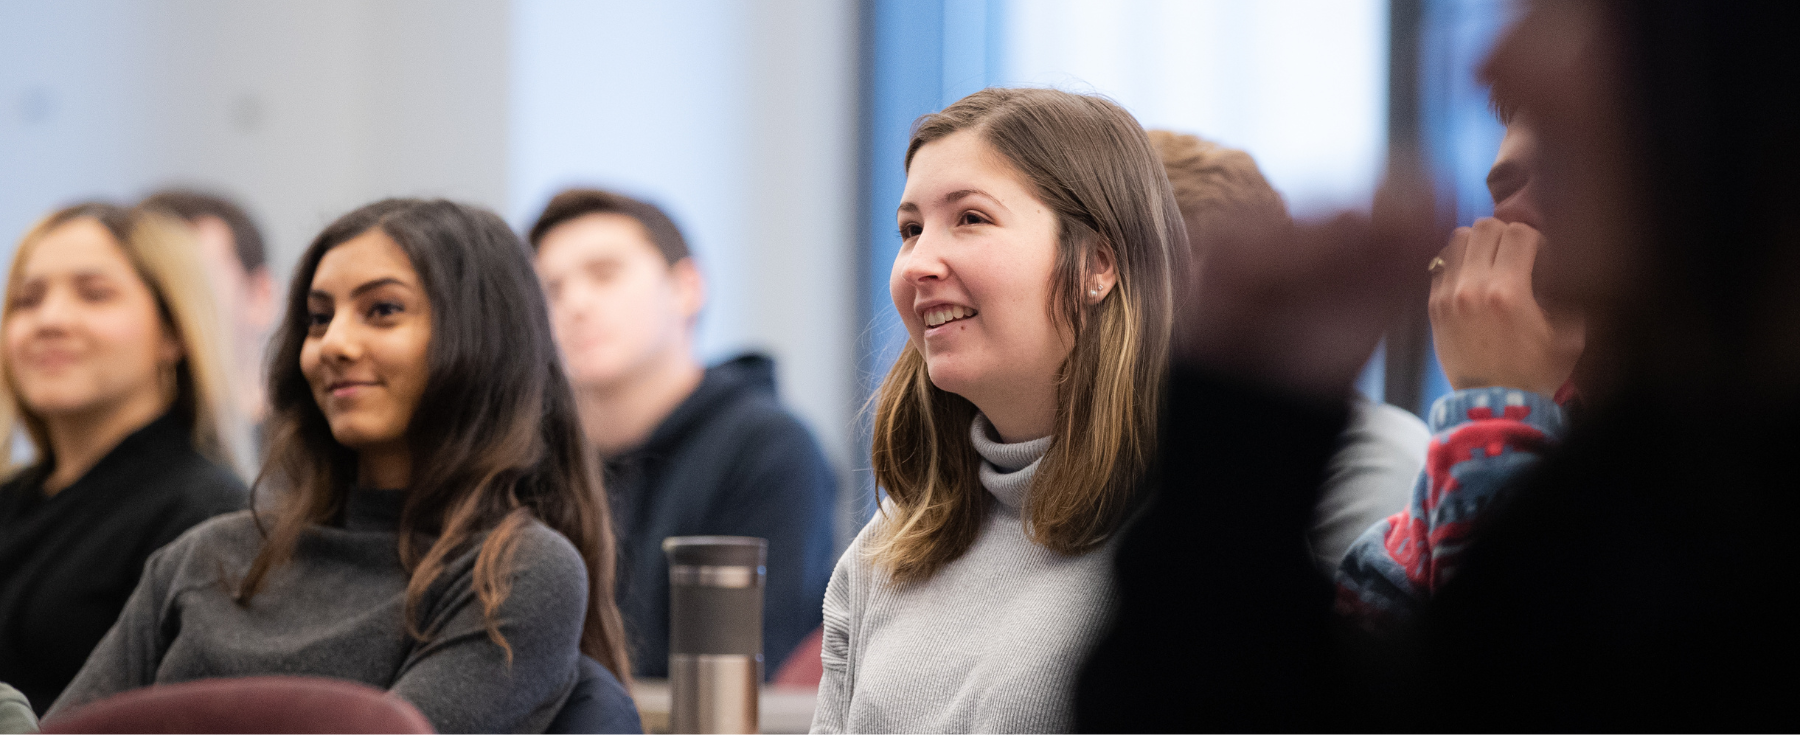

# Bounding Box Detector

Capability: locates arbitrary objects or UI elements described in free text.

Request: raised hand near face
[1181,171,1442,399]
[1428,217,1584,397]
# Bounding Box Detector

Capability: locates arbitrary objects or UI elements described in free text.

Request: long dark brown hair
[869,88,1184,583]
[235,199,630,680]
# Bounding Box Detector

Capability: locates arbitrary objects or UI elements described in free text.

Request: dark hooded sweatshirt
[0,412,245,714]
[605,353,836,679]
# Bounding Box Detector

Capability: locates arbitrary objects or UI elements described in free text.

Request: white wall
[0,0,862,472]
[0,0,512,286]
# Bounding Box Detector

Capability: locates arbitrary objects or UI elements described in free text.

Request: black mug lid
[662,536,767,567]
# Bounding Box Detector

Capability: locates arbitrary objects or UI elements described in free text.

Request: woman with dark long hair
[49,199,633,733]
[1079,0,1800,730]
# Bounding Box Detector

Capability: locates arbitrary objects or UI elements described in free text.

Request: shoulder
[511,518,583,561]
[0,466,39,493]
[705,389,822,452]
[469,519,592,635]
[135,510,263,584]
[830,510,890,585]
[502,519,590,592]
[680,393,832,495]
[0,467,41,512]
[158,510,262,557]
[426,518,588,624]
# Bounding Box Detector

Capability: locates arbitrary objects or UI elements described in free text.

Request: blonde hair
[1147,130,1290,252]
[868,88,1184,584]
[2,203,244,476]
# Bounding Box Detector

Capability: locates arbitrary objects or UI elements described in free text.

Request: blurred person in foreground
[140,190,277,460]
[1335,98,1586,625]
[813,88,1180,733]
[528,189,835,680]
[1149,129,1429,572]
[0,204,246,715]
[49,199,637,733]
[1078,0,1800,730]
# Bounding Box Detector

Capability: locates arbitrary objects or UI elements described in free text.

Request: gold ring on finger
[1427,256,1447,274]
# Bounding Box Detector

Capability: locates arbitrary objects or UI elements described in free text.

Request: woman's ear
[1087,242,1119,303]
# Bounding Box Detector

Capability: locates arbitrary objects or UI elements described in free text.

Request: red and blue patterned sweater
[1335,386,1569,626]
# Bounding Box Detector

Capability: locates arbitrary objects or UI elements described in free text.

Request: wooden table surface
[629,679,818,734]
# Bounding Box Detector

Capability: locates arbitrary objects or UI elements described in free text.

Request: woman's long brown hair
[235,199,631,681]
[869,88,1184,584]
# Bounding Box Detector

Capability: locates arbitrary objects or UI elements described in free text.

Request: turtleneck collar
[342,488,406,532]
[969,413,1051,510]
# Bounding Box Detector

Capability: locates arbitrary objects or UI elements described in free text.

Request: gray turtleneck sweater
[811,415,1117,733]
[47,491,587,734]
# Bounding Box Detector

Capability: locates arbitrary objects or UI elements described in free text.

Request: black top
[1075,367,1800,731]
[0,412,245,714]
[605,353,836,678]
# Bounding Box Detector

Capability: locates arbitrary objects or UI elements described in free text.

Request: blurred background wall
[0,0,860,483]
[0,1,513,282]
[0,0,1507,542]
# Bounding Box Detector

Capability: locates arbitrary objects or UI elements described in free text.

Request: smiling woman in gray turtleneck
[812,88,1181,733]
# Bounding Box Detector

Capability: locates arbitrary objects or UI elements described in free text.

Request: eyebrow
[65,270,118,283]
[896,188,1004,217]
[24,268,116,281]
[351,277,410,298]
[308,277,410,302]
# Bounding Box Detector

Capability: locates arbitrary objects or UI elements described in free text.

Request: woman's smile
[325,379,380,399]
[18,344,84,371]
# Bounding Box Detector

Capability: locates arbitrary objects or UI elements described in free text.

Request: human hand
[1428,218,1584,396]
[1181,171,1442,399]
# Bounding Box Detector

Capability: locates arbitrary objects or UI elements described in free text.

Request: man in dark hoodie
[529,188,836,680]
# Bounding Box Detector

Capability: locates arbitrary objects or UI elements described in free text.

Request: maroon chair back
[771,626,824,689]
[39,676,433,734]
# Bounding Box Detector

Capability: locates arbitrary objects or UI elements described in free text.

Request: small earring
[1089,288,1101,297]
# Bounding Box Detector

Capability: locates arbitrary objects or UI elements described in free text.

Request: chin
[326,420,403,451]
[567,355,634,390]
[922,356,983,399]
[14,383,103,417]
[568,368,626,392]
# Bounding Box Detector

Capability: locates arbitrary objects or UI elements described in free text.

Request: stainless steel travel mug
[665,535,765,734]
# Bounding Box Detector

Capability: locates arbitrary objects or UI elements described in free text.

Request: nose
[315,312,361,365]
[30,285,79,334]
[555,279,600,324]
[896,228,951,286]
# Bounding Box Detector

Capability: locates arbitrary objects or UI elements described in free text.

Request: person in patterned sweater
[1336,102,1586,625]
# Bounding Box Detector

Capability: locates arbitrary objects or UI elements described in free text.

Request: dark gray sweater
[47,490,587,734]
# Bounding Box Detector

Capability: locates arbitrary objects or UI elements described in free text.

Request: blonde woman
[0,204,246,717]
[812,88,1181,733]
